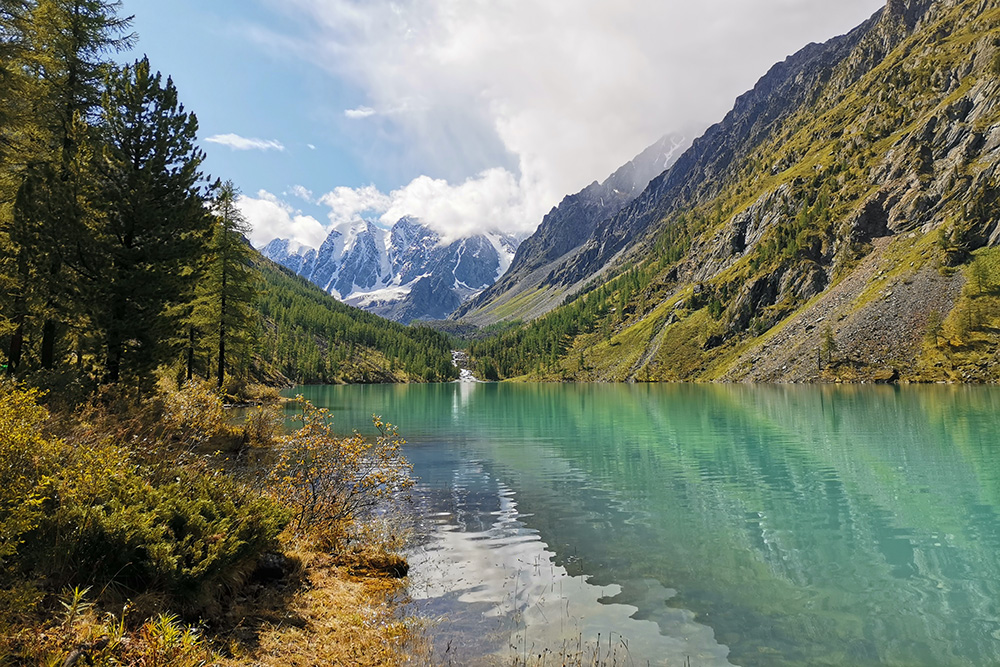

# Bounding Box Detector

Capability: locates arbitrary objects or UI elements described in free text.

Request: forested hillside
[470,0,1000,384]
[253,256,458,385]
[0,0,456,393]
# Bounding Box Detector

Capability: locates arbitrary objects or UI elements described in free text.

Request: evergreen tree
[0,0,31,161]
[0,0,39,370]
[86,57,209,386]
[193,181,258,388]
[2,0,133,372]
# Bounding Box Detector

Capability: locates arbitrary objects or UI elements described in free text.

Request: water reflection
[293,383,1000,666]
[407,456,733,666]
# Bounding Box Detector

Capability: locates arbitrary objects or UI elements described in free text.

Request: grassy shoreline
[0,379,421,666]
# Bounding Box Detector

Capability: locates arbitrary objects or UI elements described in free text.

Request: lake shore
[0,380,422,667]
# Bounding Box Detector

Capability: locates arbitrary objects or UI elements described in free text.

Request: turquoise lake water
[290,382,1000,666]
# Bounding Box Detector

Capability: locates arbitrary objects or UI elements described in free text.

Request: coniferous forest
[0,0,457,394]
[0,4,452,662]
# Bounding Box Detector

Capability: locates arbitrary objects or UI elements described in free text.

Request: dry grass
[0,537,422,667]
[0,551,429,667]
[0,383,423,667]
[221,547,419,667]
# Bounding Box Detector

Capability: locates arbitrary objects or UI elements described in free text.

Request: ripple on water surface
[406,461,734,666]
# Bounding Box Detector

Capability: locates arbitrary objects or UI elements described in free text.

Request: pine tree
[86,57,209,386]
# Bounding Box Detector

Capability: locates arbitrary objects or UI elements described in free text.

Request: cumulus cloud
[245,171,538,249]
[239,190,327,249]
[379,169,536,243]
[205,133,286,152]
[344,106,376,119]
[318,184,392,227]
[254,0,883,241]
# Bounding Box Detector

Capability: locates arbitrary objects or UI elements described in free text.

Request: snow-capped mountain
[260,217,521,322]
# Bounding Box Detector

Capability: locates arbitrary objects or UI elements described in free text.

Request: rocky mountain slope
[261,217,519,323]
[468,0,1000,384]
[455,134,689,324]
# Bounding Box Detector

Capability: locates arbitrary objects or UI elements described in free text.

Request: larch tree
[0,0,32,365]
[192,181,259,388]
[3,0,133,372]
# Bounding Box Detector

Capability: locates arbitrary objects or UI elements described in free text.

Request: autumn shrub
[270,398,414,550]
[8,586,217,667]
[241,403,285,447]
[159,378,238,448]
[0,382,50,626]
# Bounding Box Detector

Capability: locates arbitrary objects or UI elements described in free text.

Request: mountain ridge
[454,134,690,324]
[467,0,1000,384]
[260,217,520,323]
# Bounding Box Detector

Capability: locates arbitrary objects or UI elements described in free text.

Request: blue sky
[121,0,886,249]
[122,1,357,223]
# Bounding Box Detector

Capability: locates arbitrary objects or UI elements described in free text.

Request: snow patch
[484,233,516,281]
[343,284,414,308]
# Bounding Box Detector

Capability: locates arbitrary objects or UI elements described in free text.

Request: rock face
[459,0,952,325]
[261,217,520,323]
[454,134,689,324]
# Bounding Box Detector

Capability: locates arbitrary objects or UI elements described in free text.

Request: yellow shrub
[270,398,414,550]
[0,382,51,616]
[159,379,236,447]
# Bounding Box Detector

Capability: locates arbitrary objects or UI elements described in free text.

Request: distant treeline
[253,260,458,385]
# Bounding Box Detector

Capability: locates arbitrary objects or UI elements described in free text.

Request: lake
[289,382,1000,666]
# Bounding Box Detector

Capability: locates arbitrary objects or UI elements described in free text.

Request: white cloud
[239,190,327,249]
[253,0,884,241]
[289,184,314,203]
[318,184,392,227]
[205,133,286,152]
[379,169,535,243]
[344,106,376,119]
[247,170,539,248]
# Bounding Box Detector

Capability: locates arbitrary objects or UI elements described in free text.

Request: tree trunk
[8,250,28,372]
[8,312,24,372]
[105,334,122,384]
[186,325,195,381]
[217,271,227,388]
[41,318,56,369]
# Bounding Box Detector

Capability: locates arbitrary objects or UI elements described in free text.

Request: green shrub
[0,382,288,615]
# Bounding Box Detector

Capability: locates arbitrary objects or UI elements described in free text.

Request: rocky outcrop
[454,135,689,323]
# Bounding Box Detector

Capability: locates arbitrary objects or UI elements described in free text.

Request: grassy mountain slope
[454,136,689,326]
[470,0,1000,384]
[251,255,458,385]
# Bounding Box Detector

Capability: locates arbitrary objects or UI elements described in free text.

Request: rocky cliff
[454,134,689,324]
